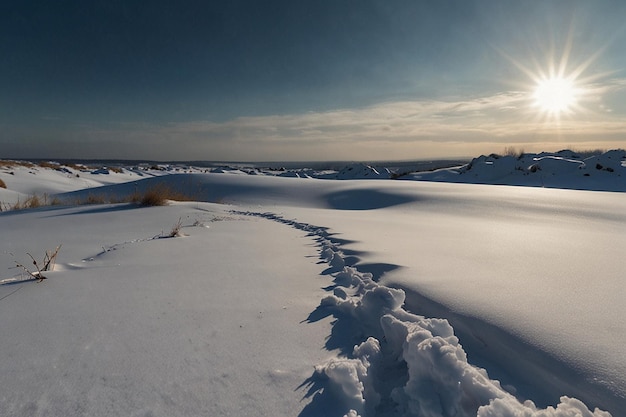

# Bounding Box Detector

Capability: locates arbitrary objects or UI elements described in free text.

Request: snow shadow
[297,373,349,417]
[57,173,279,206]
[44,203,139,217]
[396,284,623,415]
[324,189,418,210]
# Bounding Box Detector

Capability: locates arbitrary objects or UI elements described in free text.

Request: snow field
[2,157,625,416]
[0,204,335,416]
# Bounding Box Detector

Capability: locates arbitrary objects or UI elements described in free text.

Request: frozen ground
[1,153,624,416]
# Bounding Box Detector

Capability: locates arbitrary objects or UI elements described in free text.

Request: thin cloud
[4,83,626,161]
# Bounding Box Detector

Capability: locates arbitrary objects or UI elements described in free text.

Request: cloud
[4,81,626,161]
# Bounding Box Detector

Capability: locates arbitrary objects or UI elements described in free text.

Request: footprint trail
[235,210,611,417]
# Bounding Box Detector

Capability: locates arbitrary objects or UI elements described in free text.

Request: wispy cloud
[5,81,626,160]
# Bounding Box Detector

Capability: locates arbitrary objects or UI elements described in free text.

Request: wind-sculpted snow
[236,211,611,417]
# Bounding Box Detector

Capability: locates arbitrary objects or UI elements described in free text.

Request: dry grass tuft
[0,178,6,189]
[4,194,61,211]
[137,184,194,207]
[63,162,88,171]
[12,195,42,210]
[503,146,525,158]
[169,217,183,237]
[139,187,169,206]
[85,193,108,205]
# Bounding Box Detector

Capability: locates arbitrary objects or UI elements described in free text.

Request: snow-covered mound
[403,149,626,191]
[335,163,392,180]
[269,163,394,180]
[0,160,176,206]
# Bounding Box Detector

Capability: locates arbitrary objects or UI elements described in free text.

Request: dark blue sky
[2,0,625,161]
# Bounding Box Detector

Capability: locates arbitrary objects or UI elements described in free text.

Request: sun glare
[533,76,578,115]
[499,23,612,125]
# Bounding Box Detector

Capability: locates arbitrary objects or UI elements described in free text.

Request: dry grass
[0,162,195,212]
[2,194,60,211]
[11,195,43,210]
[168,217,183,237]
[63,162,88,171]
[64,184,194,208]
[37,161,60,169]
[0,160,34,168]
[135,184,195,207]
[503,146,525,158]
[84,193,108,205]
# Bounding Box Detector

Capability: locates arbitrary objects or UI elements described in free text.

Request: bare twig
[12,245,61,282]
[26,253,44,278]
[169,217,183,237]
[43,245,62,271]
[14,260,42,281]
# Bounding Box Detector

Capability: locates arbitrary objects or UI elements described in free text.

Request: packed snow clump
[316,265,612,417]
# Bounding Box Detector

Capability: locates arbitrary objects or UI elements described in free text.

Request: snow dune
[1,155,624,416]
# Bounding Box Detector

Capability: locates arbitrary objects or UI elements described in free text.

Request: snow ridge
[237,211,612,417]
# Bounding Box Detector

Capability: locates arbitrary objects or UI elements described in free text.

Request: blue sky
[2,0,626,161]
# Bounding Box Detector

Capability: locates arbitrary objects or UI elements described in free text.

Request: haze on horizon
[2,0,626,162]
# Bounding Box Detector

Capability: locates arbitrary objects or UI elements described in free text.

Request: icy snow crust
[1,152,625,416]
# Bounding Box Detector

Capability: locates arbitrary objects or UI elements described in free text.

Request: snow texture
[238,211,615,417]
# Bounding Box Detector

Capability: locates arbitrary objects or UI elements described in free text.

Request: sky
[1,0,626,162]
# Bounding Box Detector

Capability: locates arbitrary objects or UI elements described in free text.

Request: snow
[335,164,393,180]
[1,204,333,416]
[1,152,625,416]
[404,149,626,192]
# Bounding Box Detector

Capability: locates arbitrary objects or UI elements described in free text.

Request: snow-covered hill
[402,149,626,191]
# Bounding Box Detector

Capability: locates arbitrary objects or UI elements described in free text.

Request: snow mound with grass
[403,149,626,191]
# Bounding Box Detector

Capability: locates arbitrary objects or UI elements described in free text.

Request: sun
[532,76,578,115]
[498,26,611,124]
